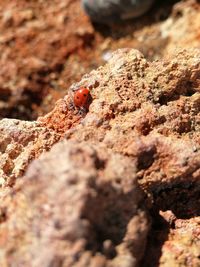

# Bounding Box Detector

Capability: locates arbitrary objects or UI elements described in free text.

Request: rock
[160,217,200,267]
[40,48,200,198]
[0,0,199,265]
[142,212,200,267]
[0,141,150,267]
[38,48,200,266]
[161,0,200,53]
[40,48,200,138]
[0,47,199,266]
[0,0,199,120]
[0,118,60,186]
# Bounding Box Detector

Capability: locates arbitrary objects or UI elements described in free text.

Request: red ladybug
[73,87,90,110]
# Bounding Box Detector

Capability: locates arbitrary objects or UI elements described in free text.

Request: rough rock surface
[160,0,200,54]
[39,48,200,266]
[40,48,200,138]
[0,0,199,120]
[0,119,60,186]
[0,0,200,266]
[0,141,149,267]
[142,211,200,267]
[0,47,199,267]
[159,215,200,267]
[40,48,200,193]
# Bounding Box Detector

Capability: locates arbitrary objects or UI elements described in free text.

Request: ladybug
[74,87,90,108]
[70,87,91,114]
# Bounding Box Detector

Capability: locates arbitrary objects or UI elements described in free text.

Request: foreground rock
[0,141,150,267]
[0,48,199,266]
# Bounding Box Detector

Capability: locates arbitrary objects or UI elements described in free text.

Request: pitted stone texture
[38,49,200,267]
[39,48,200,139]
[39,49,200,192]
[160,217,200,267]
[0,141,149,267]
[161,0,200,54]
[1,48,199,267]
[0,118,60,186]
[38,48,200,214]
[124,132,200,218]
[142,212,200,267]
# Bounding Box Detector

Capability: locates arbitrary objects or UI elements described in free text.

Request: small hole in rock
[137,146,157,170]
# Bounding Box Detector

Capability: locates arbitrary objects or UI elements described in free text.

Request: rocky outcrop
[40,48,200,199]
[0,141,150,267]
[40,48,200,138]
[38,48,200,267]
[0,48,199,266]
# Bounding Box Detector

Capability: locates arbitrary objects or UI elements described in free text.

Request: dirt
[0,0,199,120]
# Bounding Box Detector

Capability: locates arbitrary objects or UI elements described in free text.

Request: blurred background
[0,0,199,120]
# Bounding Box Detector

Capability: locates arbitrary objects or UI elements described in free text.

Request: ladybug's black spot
[76,96,79,99]
[83,94,87,97]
